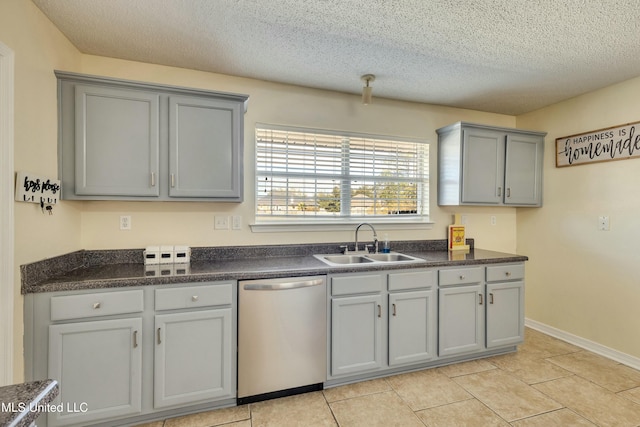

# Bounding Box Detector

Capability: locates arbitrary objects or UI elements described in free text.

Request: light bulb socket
[361,74,375,105]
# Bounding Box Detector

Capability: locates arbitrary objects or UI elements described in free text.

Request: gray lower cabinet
[437,122,545,206]
[24,281,236,427]
[438,264,525,358]
[154,308,233,408]
[388,271,437,366]
[330,273,385,377]
[486,264,525,348]
[438,283,485,357]
[329,269,437,379]
[57,71,248,202]
[48,318,143,427]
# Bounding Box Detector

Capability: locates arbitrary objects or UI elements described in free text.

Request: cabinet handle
[507,188,511,198]
[505,271,511,277]
[490,293,494,304]
[392,303,397,316]
[171,173,175,188]
[150,172,156,187]
[377,304,382,318]
[497,187,502,197]
[459,275,465,280]
[157,327,162,345]
[192,295,199,302]
[133,330,138,348]
[93,302,101,309]
[479,294,483,305]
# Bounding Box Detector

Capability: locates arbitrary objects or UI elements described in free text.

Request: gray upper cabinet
[74,85,160,197]
[168,96,242,198]
[437,122,546,207]
[57,71,248,202]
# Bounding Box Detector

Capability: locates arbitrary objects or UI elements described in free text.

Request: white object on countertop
[173,245,191,264]
[159,245,175,264]
[144,246,160,265]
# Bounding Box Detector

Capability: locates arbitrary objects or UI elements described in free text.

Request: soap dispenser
[382,234,391,253]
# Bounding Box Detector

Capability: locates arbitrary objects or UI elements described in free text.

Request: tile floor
[135,328,640,427]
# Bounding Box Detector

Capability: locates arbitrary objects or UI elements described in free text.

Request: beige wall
[517,77,640,359]
[0,0,82,382]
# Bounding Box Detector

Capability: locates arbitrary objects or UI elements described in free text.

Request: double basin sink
[314,252,425,267]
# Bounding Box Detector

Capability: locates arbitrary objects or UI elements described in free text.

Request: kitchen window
[255,124,429,226]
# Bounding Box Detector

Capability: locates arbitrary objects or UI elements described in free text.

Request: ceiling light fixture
[361,74,375,105]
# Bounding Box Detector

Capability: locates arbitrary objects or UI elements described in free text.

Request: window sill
[249,219,434,233]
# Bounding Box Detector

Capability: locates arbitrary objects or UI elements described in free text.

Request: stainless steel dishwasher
[237,275,327,404]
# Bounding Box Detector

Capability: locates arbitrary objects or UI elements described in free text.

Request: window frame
[252,123,433,231]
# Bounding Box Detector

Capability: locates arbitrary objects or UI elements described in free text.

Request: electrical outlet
[120,215,131,230]
[598,215,610,231]
[490,215,497,226]
[460,214,468,225]
[232,215,242,230]
[215,215,230,230]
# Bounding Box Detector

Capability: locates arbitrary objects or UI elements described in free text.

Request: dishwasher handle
[243,278,324,291]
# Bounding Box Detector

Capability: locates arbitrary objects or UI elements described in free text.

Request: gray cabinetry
[153,284,234,408]
[74,85,160,197]
[57,71,248,202]
[437,122,545,206]
[46,290,144,427]
[329,269,437,379]
[388,270,437,366]
[168,96,242,198]
[486,264,525,348]
[23,281,236,427]
[438,267,485,357]
[329,273,384,377]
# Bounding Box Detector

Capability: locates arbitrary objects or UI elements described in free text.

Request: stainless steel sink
[319,255,374,265]
[364,253,416,262]
[314,252,425,267]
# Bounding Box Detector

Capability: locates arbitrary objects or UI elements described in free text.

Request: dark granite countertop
[0,379,58,427]
[21,240,528,294]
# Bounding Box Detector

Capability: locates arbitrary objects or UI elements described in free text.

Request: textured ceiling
[32,0,640,115]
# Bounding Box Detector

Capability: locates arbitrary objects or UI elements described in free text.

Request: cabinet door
[331,294,383,376]
[461,128,505,204]
[486,281,525,348]
[48,318,142,427]
[154,308,233,408]
[438,285,484,357]
[169,96,242,199]
[388,289,436,366]
[504,134,544,205]
[74,85,160,196]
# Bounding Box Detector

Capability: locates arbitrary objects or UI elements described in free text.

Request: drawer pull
[157,327,162,345]
[93,302,101,309]
[505,271,511,277]
[490,293,494,304]
[133,330,138,348]
[192,295,199,302]
[392,303,397,316]
[479,294,483,305]
[459,275,465,280]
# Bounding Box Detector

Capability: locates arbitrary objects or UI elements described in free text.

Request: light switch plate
[215,215,230,230]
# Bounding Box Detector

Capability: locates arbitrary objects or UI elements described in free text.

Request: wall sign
[556,121,640,167]
[15,171,60,205]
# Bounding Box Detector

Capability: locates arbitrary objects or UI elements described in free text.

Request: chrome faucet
[354,222,378,254]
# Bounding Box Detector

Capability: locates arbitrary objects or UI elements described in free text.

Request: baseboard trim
[525,318,640,371]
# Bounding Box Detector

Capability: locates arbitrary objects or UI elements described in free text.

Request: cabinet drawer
[388,270,436,291]
[486,263,525,282]
[50,290,144,321]
[155,283,233,311]
[331,274,383,296]
[439,267,483,286]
